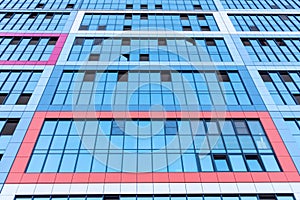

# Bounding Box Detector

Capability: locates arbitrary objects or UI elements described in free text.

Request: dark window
[206,39,216,46]
[122,38,130,45]
[155,4,162,9]
[161,71,172,82]
[260,72,272,82]
[201,26,210,31]
[66,4,74,8]
[83,71,96,81]
[16,94,31,105]
[242,39,251,46]
[4,13,13,18]
[158,38,167,46]
[293,94,300,105]
[125,14,132,19]
[97,25,106,30]
[213,155,230,171]
[285,5,294,9]
[197,14,205,20]
[121,54,130,61]
[10,38,20,45]
[140,14,148,20]
[259,39,268,46]
[249,25,259,31]
[29,37,39,45]
[29,13,37,19]
[0,119,19,135]
[218,72,230,82]
[123,25,131,31]
[140,54,149,61]
[45,13,53,19]
[104,196,120,200]
[186,38,196,46]
[193,5,202,10]
[183,26,192,31]
[276,39,286,46]
[93,38,103,45]
[79,25,89,30]
[47,38,57,45]
[280,72,293,82]
[126,4,133,9]
[180,14,189,20]
[118,71,128,82]
[270,5,280,9]
[74,38,84,45]
[140,4,148,9]
[279,15,289,20]
[0,94,8,104]
[0,154,2,161]
[245,155,263,171]
[36,3,45,8]
[88,54,100,61]
[259,195,276,200]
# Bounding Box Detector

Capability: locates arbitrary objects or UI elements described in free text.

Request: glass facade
[0,0,300,199]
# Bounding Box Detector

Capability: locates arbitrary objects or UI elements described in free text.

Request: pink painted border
[0,33,67,65]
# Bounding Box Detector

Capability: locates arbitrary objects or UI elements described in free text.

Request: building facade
[0,0,300,199]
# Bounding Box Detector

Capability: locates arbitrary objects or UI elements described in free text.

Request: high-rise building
[0,0,300,200]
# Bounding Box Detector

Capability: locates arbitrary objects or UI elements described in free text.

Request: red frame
[6,111,300,184]
[0,33,67,65]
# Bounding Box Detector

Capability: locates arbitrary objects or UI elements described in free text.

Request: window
[201,26,210,31]
[140,4,148,9]
[155,4,162,9]
[161,71,171,82]
[183,26,192,31]
[123,25,131,31]
[36,3,45,8]
[140,14,148,20]
[66,4,74,8]
[29,13,37,19]
[165,120,178,135]
[0,154,2,161]
[213,155,230,171]
[218,72,230,82]
[45,13,53,19]
[79,25,89,30]
[16,94,31,105]
[250,25,259,31]
[125,14,132,19]
[122,38,131,45]
[180,14,189,20]
[245,155,263,171]
[83,71,96,81]
[140,54,149,61]
[118,71,128,82]
[4,13,13,18]
[0,94,8,104]
[206,39,216,46]
[158,38,167,46]
[293,94,300,105]
[126,4,133,9]
[88,54,100,61]
[193,5,202,9]
[221,0,299,9]
[97,25,106,30]
[0,119,19,135]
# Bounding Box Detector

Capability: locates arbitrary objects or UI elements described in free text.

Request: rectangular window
[140,54,149,61]
[118,71,128,82]
[83,71,96,82]
[16,94,31,105]
[0,119,19,135]
[221,0,299,9]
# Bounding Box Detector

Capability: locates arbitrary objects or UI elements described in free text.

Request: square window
[161,71,171,82]
[201,26,211,31]
[233,120,249,134]
[140,4,148,9]
[140,14,148,20]
[140,54,149,61]
[66,4,74,9]
[16,93,31,105]
[197,14,205,20]
[155,4,162,9]
[74,38,84,45]
[88,54,100,61]
[218,72,230,82]
[0,119,19,135]
[122,38,130,45]
[206,39,216,46]
[260,72,272,82]
[183,26,192,31]
[193,5,202,10]
[125,14,132,19]
[242,39,251,46]
[79,25,89,30]
[45,13,53,19]
[280,72,293,82]
[83,71,96,81]
[180,14,189,20]
[97,25,106,30]
[276,39,286,46]
[29,37,39,45]
[118,71,128,82]
[158,38,167,46]
[293,94,300,105]
[259,39,268,46]
[0,94,8,104]
[47,38,57,45]
[36,3,45,9]
[249,25,259,31]
[123,25,131,31]
[126,4,133,9]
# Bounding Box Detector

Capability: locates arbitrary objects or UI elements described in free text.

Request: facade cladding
[1,0,300,199]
